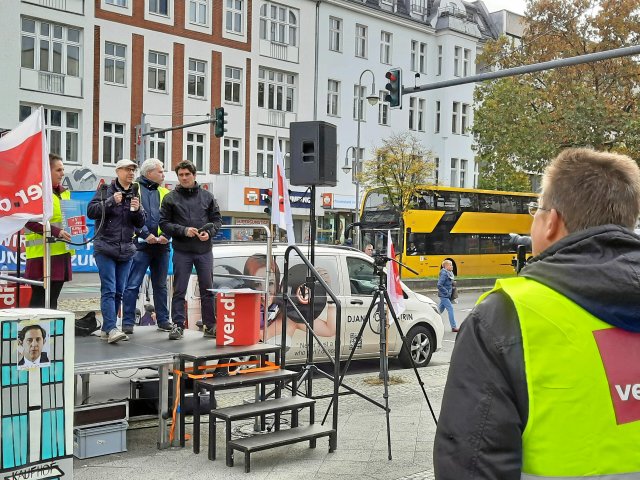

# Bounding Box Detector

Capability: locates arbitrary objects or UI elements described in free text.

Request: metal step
[211,396,315,421]
[228,424,336,472]
[196,368,298,391]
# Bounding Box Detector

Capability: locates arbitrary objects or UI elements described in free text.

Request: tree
[473,0,640,183]
[358,131,435,251]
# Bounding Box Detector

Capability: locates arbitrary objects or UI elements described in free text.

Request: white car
[208,244,444,368]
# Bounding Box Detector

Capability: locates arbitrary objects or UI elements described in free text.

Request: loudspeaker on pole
[289,121,337,187]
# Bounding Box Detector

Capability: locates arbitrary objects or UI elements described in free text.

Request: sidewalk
[73,360,450,480]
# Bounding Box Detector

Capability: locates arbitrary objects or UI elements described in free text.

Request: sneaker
[122,325,134,335]
[157,322,172,332]
[168,324,184,340]
[100,330,108,341]
[108,328,128,344]
[203,325,216,338]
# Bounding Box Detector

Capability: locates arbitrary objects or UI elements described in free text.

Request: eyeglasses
[528,201,549,216]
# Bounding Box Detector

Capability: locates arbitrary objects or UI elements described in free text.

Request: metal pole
[403,44,640,95]
[43,221,51,309]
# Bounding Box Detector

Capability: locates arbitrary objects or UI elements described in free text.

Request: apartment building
[1,0,502,244]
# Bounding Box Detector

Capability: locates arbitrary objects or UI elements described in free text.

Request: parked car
[207,244,444,368]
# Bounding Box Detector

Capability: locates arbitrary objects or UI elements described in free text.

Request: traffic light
[214,107,228,138]
[263,189,272,215]
[384,68,402,108]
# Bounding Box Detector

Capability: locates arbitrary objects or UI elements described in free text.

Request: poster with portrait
[16,319,51,370]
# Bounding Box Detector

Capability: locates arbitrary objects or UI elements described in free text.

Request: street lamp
[342,69,379,249]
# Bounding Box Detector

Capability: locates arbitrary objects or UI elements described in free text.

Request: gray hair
[140,158,164,177]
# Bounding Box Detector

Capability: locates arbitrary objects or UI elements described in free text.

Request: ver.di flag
[0,107,52,243]
[387,232,405,316]
[272,138,295,245]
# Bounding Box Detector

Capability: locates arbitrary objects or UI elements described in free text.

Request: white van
[209,244,444,368]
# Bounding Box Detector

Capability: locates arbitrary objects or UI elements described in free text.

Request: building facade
[1,0,503,245]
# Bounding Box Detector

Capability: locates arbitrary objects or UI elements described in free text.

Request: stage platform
[74,327,277,449]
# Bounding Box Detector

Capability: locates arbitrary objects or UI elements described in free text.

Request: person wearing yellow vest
[434,148,640,479]
[24,153,73,309]
[121,158,171,334]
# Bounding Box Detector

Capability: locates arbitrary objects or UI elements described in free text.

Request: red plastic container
[0,282,33,308]
[216,291,260,346]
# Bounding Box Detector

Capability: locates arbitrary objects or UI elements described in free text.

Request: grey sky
[481,0,527,15]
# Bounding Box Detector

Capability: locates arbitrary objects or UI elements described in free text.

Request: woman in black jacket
[87,159,145,344]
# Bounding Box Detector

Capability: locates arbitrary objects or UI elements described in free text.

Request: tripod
[324,253,437,460]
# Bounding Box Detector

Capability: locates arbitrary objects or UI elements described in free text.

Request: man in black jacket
[434,149,640,479]
[88,159,146,344]
[159,160,222,339]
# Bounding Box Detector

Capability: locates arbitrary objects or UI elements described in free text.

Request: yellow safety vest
[25,190,74,259]
[134,181,169,236]
[481,278,640,479]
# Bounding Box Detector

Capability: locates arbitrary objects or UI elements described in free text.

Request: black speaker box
[290,121,337,186]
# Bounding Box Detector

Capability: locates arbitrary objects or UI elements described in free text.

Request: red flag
[0,107,52,242]
[387,233,405,316]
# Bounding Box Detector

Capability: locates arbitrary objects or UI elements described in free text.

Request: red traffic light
[385,71,397,82]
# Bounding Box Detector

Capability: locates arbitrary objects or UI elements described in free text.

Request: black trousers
[29,281,65,310]
[171,249,215,328]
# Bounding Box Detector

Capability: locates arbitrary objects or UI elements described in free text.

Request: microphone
[198,223,215,234]
[508,233,531,249]
[130,183,139,211]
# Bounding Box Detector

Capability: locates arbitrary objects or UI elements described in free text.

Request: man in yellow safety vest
[434,148,640,479]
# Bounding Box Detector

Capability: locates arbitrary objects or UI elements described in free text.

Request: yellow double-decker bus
[360,186,537,277]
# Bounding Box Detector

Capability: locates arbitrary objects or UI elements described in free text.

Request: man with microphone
[122,158,172,334]
[88,159,145,344]
[160,160,221,340]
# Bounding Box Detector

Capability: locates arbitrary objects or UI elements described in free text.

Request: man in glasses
[435,149,640,479]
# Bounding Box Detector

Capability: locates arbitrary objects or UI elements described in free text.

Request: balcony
[257,109,296,128]
[259,39,299,63]
[23,0,84,15]
[21,68,83,97]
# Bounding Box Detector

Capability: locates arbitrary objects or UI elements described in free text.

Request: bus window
[436,191,460,211]
[459,192,478,211]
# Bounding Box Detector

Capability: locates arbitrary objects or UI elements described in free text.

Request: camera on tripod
[373,253,388,268]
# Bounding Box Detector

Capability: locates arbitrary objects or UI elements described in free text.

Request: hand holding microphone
[130,183,140,212]
[197,222,214,241]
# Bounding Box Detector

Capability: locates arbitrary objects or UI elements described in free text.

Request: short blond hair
[542,148,640,232]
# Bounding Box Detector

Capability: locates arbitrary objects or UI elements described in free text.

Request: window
[378,90,389,125]
[353,85,366,121]
[224,66,242,104]
[454,46,461,77]
[452,102,460,134]
[21,18,81,78]
[149,129,167,169]
[463,48,471,77]
[102,122,125,164]
[355,24,367,58]
[329,17,342,52]
[189,0,208,26]
[225,0,243,33]
[434,157,440,185]
[473,161,479,188]
[257,136,290,178]
[149,0,169,16]
[259,2,298,46]
[19,105,80,164]
[408,98,425,131]
[409,97,416,130]
[461,103,469,134]
[411,40,426,73]
[186,132,206,172]
[106,0,127,5]
[450,158,458,187]
[417,98,425,131]
[258,68,295,112]
[327,79,340,117]
[460,159,467,188]
[380,31,392,64]
[148,51,167,92]
[222,138,241,174]
[188,59,206,98]
[437,45,442,75]
[104,41,125,85]
[347,257,377,296]
[435,100,441,133]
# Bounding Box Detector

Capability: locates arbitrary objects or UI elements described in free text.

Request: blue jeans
[122,248,170,327]
[171,249,214,328]
[95,253,133,332]
[438,296,457,329]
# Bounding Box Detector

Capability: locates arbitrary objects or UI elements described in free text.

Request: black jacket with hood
[159,182,222,254]
[433,225,640,480]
